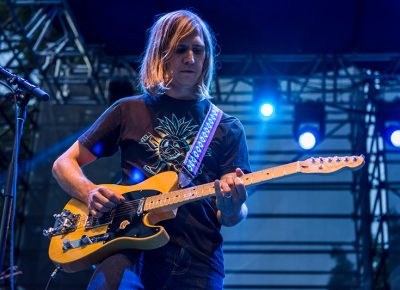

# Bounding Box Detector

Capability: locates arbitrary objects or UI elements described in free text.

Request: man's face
[167,31,206,96]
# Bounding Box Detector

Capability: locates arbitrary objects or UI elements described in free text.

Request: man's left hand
[215,168,248,226]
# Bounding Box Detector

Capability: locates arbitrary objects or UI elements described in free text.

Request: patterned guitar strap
[179,103,223,188]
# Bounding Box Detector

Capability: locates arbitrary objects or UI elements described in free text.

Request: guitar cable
[44,267,59,290]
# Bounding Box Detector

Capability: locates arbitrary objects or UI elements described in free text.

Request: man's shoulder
[113,94,148,106]
[220,111,241,126]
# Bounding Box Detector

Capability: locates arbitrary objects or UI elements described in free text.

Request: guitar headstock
[299,155,365,174]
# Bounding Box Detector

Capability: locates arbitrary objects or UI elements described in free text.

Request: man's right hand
[87,186,125,217]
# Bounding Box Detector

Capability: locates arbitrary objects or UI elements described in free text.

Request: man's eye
[193,47,204,54]
[176,47,186,54]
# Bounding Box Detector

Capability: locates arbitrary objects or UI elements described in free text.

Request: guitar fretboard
[143,161,300,212]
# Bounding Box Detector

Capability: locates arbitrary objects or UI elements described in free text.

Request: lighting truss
[1,1,400,289]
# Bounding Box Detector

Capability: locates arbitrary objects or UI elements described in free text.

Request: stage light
[390,129,400,147]
[298,129,317,150]
[260,103,274,117]
[130,167,146,184]
[376,100,400,148]
[293,101,325,150]
[253,78,280,120]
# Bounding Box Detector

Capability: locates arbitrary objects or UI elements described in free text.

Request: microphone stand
[0,89,30,279]
[0,66,49,285]
[0,66,50,286]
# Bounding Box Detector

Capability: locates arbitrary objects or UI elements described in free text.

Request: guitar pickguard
[105,189,161,240]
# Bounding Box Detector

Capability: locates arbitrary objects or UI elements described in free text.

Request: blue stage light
[254,78,280,120]
[293,101,325,151]
[260,103,274,117]
[92,142,104,156]
[377,100,400,148]
[298,131,317,150]
[389,128,400,148]
[130,167,146,184]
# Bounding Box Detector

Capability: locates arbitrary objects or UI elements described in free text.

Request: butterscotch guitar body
[48,171,178,273]
[46,155,365,273]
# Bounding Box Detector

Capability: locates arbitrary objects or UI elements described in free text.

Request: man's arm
[52,141,97,203]
[215,168,248,227]
[52,141,124,216]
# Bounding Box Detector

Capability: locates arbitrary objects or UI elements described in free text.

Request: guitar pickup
[43,209,80,238]
[85,211,113,229]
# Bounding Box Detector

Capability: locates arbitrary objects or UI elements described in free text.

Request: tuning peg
[335,157,340,162]
[319,157,323,163]
[311,158,316,164]
[352,156,357,161]
[328,158,333,163]
[43,228,53,237]
[344,157,349,162]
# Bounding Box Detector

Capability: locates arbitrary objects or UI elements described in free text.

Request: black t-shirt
[78,93,251,274]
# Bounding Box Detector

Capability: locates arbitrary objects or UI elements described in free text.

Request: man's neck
[167,86,201,101]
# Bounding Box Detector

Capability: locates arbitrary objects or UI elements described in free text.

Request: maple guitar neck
[143,155,365,212]
[143,161,300,212]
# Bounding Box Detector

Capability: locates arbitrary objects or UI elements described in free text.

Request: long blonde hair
[140,10,215,98]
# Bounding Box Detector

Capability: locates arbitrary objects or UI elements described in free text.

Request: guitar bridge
[43,209,80,237]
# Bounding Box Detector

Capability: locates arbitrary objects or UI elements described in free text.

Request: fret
[144,181,216,211]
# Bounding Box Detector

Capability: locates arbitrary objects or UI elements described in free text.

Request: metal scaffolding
[0,0,399,289]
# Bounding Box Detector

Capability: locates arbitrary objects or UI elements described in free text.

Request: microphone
[0,66,50,101]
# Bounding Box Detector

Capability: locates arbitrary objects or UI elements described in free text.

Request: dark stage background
[0,1,399,289]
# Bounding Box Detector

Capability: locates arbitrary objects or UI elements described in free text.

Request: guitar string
[96,169,270,214]
[67,200,141,231]
[70,175,261,230]
[71,186,217,231]
[70,164,316,232]
[70,197,161,230]
[57,160,357,233]
[106,189,207,218]
[69,191,196,230]
[109,183,217,215]
[66,171,271,231]
[72,168,294,230]
[95,161,351,217]
[62,163,349,232]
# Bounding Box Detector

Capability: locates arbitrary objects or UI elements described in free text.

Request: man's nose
[183,50,195,64]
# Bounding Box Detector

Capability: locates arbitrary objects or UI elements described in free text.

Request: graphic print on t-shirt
[139,114,198,175]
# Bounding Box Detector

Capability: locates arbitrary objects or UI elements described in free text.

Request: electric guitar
[44,155,364,273]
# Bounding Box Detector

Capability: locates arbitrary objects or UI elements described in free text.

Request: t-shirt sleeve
[78,102,122,158]
[219,118,252,176]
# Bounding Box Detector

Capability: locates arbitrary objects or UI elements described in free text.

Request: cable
[44,267,59,290]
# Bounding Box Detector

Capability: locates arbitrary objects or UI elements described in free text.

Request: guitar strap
[179,103,223,188]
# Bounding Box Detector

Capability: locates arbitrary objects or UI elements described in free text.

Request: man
[52,10,251,289]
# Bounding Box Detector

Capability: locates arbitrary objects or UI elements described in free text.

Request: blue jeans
[87,243,224,290]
